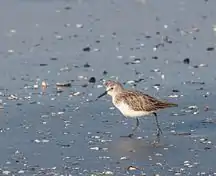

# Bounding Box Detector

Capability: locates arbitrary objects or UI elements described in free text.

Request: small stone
[89,77,96,83]
[145,35,151,38]
[56,82,71,87]
[39,63,48,66]
[103,70,108,75]
[164,24,168,29]
[3,171,11,175]
[18,170,25,174]
[84,62,90,68]
[152,56,158,59]
[83,47,91,52]
[10,29,16,33]
[8,49,14,53]
[104,171,113,175]
[73,92,81,96]
[206,47,214,51]
[120,156,128,160]
[76,24,83,28]
[8,94,18,100]
[55,35,63,40]
[90,147,100,150]
[161,74,165,79]
[33,84,39,89]
[127,166,138,171]
[34,139,40,143]
[134,58,141,63]
[64,6,72,10]
[50,57,58,61]
[183,58,190,64]
[42,139,49,143]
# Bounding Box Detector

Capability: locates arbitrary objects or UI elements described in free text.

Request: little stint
[96,80,178,137]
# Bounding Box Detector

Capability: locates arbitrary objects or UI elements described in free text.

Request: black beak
[96,90,108,101]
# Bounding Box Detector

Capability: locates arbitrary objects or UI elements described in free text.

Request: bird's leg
[133,118,140,132]
[153,112,163,137]
[121,118,139,138]
[128,118,140,137]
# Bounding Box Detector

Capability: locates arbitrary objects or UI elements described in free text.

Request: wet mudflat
[0,0,216,175]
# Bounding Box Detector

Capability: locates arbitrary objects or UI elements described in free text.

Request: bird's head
[97,80,123,99]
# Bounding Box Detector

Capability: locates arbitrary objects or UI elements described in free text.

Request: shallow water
[0,0,216,175]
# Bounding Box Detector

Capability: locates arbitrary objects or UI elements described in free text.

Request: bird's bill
[96,90,108,100]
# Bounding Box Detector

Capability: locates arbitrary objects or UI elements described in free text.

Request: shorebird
[96,80,178,137]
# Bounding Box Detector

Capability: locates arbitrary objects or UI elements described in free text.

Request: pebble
[120,156,128,160]
[2,171,11,175]
[90,147,100,150]
[126,81,135,86]
[104,171,113,175]
[34,139,40,143]
[206,47,214,51]
[183,58,190,64]
[155,153,163,157]
[83,46,91,52]
[64,6,71,10]
[89,77,96,83]
[8,94,18,100]
[41,139,49,143]
[18,170,25,174]
[56,82,71,87]
[127,166,138,171]
[161,74,165,79]
[8,49,14,53]
[152,56,158,59]
[76,24,84,28]
[164,24,168,28]
[103,70,108,75]
[84,62,91,68]
[72,92,81,96]
[55,35,63,40]
[10,29,16,33]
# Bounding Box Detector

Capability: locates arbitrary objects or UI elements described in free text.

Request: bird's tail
[165,102,178,108]
[156,101,178,109]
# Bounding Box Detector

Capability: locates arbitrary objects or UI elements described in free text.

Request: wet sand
[0,0,216,175]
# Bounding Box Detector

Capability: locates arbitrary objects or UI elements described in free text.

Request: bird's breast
[113,101,152,117]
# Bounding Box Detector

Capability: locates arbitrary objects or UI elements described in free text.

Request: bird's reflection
[108,136,169,161]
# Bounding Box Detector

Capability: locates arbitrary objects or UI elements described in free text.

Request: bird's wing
[115,90,176,112]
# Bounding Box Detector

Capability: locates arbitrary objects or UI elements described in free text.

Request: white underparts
[114,102,153,118]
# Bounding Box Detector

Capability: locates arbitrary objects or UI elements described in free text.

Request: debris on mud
[39,63,48,67]
[83,46,91,52]
[84,62,91,68]
[56,82,71,87]
[89,77,96,83]
[206,47,214,51]
[183,58,190,64]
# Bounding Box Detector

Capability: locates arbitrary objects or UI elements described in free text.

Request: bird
[96,80,178,137]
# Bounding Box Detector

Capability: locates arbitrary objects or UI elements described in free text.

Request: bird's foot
[156,128,163,137]
[151,139,160,146]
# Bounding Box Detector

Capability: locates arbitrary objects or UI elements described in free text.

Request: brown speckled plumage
[114,90,177,112]
[97,80,178,137]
